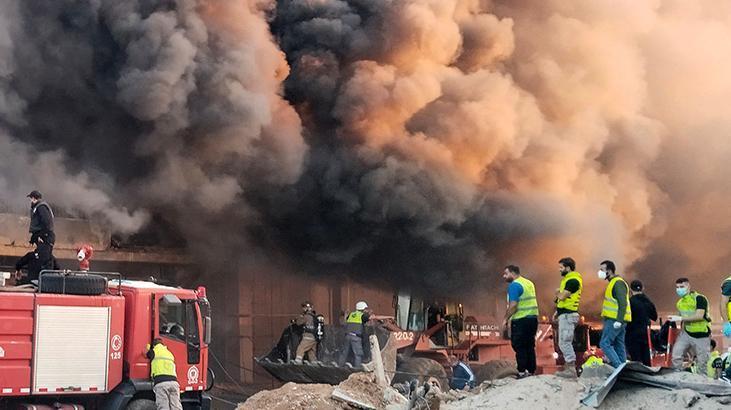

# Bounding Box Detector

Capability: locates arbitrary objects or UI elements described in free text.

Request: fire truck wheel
[475,359,518,383]
[126,398,156,410]
[39,273,107,295]
[392,357,449,391]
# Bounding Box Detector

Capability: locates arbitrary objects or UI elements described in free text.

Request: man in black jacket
[625,280,658,366]
[27,190,55,275]
[27,190,55,245]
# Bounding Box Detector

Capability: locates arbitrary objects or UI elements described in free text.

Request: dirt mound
[237,382,340,410]
[238,372,407,410]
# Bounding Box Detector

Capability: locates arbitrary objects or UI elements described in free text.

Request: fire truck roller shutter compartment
[33,305,111,393]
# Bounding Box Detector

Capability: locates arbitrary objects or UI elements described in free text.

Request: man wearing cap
[27,191,55,280]
[293,301,319,363]
[625,280,658,366]
[27,190,55,246]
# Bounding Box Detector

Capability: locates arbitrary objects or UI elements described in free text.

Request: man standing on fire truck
[146,338,183,410]
[27,190,55,274]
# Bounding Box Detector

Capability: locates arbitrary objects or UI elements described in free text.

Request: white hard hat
[355,301,368,310]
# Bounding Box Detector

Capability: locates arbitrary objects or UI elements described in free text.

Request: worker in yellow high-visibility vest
[146,338,182,410]
[598,260,631,368]
[338,301,371,367]
[502,265,539,378]
[670,277,711,371]
[554,257,583,378]
[721,275,731,339]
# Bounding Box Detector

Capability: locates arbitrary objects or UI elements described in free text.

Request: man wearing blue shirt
[502,265,539,378]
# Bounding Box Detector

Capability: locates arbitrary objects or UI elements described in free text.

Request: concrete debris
[440,374,729,410]
[238,372,407,410]
[337,372,407,408]
[332,388,377,410]
[237,381,336,410]
[441,375,586,409]
[242,364,730,410]
[599,384,727,410]
[407,382,441,410]
[673,389,702,407]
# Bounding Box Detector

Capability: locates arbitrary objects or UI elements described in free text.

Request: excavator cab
[395,292,426,331]
[394,292,464,347]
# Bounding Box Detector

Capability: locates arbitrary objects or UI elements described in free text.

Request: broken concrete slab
[580,362,731,408]
[332,388,377,410]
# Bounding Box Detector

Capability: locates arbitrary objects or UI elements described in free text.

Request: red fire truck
[0,270,212,409]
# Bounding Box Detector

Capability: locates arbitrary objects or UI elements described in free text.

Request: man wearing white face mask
[670,278,711,371]
[598,260,631,368]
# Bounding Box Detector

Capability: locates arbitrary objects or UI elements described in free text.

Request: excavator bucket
[256,324,394,384]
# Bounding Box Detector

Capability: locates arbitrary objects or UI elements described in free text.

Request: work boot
[516,371,533,379]
[555,362,577,379]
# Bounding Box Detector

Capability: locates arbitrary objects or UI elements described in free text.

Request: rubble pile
[441,370,730,410]
[601,385,730,410]
[238,372,407,410]
[241,367,731,410]
[237,382,337,410]
[441,375,586,409]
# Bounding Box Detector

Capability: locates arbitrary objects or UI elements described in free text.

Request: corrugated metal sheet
[33,306,110,393]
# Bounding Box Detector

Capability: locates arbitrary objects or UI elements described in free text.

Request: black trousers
[625,329,651,366]
[33,242,54,280]
[511,317,538,373]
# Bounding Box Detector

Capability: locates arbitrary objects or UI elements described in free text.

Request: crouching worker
[448,355,476,390]
[705,339,724,379]
[14,246,59,286]
[146,338,182,410]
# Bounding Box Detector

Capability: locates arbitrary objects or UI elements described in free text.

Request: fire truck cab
[0,271,212,409]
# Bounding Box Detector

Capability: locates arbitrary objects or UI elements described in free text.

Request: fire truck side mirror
[203,316,212,345]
